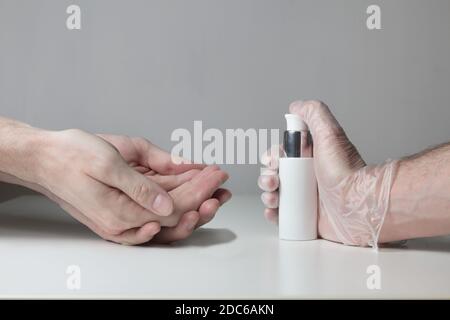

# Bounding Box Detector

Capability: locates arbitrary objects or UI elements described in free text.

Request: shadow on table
[169,228,237,248]
[0,204,237,246]
[0,186,99,240]
[381,237,450,253]
[0,206,96,241]
[0,190,237,246]
[0,183,35,203]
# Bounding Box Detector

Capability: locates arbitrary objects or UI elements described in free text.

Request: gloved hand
[258,100,398,247]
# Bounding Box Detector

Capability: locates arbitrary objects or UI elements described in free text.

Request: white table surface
[0,194,449,299]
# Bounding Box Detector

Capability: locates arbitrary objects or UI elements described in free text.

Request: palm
[97,134,187,186]
[97,133,232,237]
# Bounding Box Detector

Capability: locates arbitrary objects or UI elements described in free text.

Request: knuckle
[131,182,152,204]
[179,186,200,207]
[93,152,118,177]
[318,101,331,113]
[304,99,329,113]
[316,100,328,108]
[161,161,176,174]
[133,136,149,146]
[132,137,153,154]
[306,99,325,108]
[190,189,204,205]
[303,100,330,115]
[63,128,86,137]
[102,150,119,166]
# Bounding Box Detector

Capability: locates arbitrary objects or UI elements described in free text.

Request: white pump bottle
[279,114,318,241]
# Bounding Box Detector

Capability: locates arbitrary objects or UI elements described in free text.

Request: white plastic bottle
[279,114,318,241]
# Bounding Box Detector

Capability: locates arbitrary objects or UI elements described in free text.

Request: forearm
[380,143,450,242]
[0,117,47,185]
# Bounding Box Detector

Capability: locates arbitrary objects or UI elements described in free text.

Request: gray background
[1,0,449,194]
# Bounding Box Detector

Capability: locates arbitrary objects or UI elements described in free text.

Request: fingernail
[152,194,173,216]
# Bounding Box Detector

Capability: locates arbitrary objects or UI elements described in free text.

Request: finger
[258,174,279,192]
[81,176,165,230]
[105,162,174,216]
[132,165,151,174]
[189,165,229,195]
[261,191,279,209]
[289,100,341,140]
[197,198,220,227]
[156,166,228,227]
[260,145,284,169]
[151,211,200,244]
[95,134,135,161]
[110,222,161,245]
[196,188,232,228]
[146,169,200,191]
[289,100,365,170]
[57,196,161,245]
[133,138,207,174]
[171,165,229,211]
[264,208,279,224]
[66,176,158,233]
[212,188,232,205]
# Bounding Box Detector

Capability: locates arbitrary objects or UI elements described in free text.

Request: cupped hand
[27,130,230,245]
[97,134,232,244]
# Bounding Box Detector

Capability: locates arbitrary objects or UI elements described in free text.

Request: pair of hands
[21,129,231,245]
[0,99,387,247]
[39,100,376,246]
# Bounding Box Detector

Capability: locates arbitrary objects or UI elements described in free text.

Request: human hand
[25,129,230,245]
[97,134,232,243]
[258,100,397,247]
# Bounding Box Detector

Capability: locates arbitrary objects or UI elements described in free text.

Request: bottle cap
[285,114,308,131]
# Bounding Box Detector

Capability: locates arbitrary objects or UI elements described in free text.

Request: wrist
[319,160,398,247]
[0,121,53,185]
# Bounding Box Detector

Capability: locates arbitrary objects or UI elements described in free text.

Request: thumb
[110,162,174,216]
[289,100,343,143]
[289,100,365,181]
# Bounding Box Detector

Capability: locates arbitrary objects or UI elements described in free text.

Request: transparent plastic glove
[258,100,398,248]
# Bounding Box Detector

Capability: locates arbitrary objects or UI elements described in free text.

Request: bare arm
[0,117,44,185]
[380,143,450,242]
